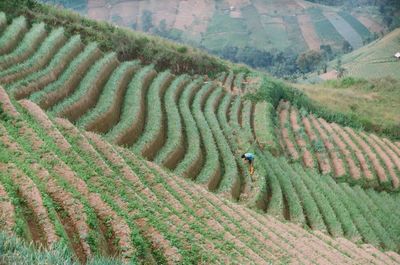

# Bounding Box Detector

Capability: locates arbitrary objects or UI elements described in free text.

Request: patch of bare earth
[302,116,331,174]
[290,107,314,168]
[310,116,346,177]
[0,87,19,117]
[2,163,58,247]
[344,127,388,186]
[0,183,15,234]
[318,118,361,180]
[297,14,321,51]
[278,101,299,161]
[330,123,373,181]
[353,14,385,33]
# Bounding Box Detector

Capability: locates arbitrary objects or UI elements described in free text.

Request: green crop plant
[234,72,245,92]
[30,42,99,107]
[0,22,46,70]
[338,12,371,41]
[8,35,82,93]
[293,164,344,237]
[0,27,65,80]
[277,157,327,232]
[191,83,220,187]
[0,16,27,55]
[106,64,156,144]
[254,102,280,155]
[255,149,284,219]
[133,70,173,158]
[261,152,305,225]
[204,87,239,196]
[174,78,203,177]
[50,52,117,115]
[0,12,6,30]
[224,71,234,90]
[76,60,141,130]
[154,74,189,166]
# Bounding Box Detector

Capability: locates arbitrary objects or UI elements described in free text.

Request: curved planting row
[277,101,400,191]
[254,147,400,253]
[0,16,27,56]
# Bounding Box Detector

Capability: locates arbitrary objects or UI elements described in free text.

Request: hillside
[38,0,389,76]
[1,9,400,263]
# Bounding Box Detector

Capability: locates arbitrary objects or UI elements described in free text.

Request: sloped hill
[336,28,400,79]
[1,9,400,264]
[42,0,384,54]
[2,86,400,264]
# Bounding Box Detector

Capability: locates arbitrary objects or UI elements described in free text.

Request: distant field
[39,0,386,55]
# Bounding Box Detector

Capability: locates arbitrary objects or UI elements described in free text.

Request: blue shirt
[244,153,254,161]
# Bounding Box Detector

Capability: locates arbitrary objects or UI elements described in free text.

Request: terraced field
[277,101,400,192]
[1,12,400,264]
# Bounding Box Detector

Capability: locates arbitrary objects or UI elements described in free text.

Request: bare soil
[0,87,19,117]
[278,102,299,161]
[297,14,321,51]
[290,107,314,168]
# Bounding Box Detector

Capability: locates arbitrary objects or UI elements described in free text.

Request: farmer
[241,152,255,176]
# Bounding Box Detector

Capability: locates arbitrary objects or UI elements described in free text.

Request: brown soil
[297,14,321,51]
[318,118,361,180]
[39,48,102,110]
[302,115,331,174]
[0,87,19,117]
[30,162,92,262]
[310,115,345,177]
[278,101,299,161]
[354,15,384,33]
[359,132,399,189]
[0,183,15,234]
[330,123,373,181]
[290,107,314,168]
[140,74,174,160]
[58,56,119,122]
[85,64,139,133]
[19,100,72,152]
[371,135,400,173]
[0,24,27,55]
[0,36,66,85]
[383,138,400,157]
[344,127,387,185]
[112,69,157,146]
[2,163,58,247]
[0,30,47,71]
[14,41,83,100]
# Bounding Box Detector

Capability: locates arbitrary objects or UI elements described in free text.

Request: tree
[296,50,323,73]
[342,40,353,53]
[141,10,153,32]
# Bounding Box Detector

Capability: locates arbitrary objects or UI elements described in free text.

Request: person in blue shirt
[241,152,255,176]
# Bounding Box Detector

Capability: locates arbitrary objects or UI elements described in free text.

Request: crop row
[277,101,400,191]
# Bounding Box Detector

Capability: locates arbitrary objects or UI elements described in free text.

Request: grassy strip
[337,11,371,41]
[255,149,284,219]
[192,83,221,188]
[105,65,156,145]
[304,168,360,241]
[204,88,239,196]
[9,35,82,96]
[0,12,6,31]
[0,27,65,80]
[324,178,380,246]
[224,71,234,91]
[50,52,117,116]
[0,22,46,70]
[338,182,397,250]
[0,16,27,55]
[29,42,99,108]
[153,75,189,167]
[76,60,140,131]
[174,78,203,177]
[133,70,173,158]
[234,72,245,92]
[292,163,344,237]
[277,156,327,232]
[260,152,305,225]
[254,102,279,155]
